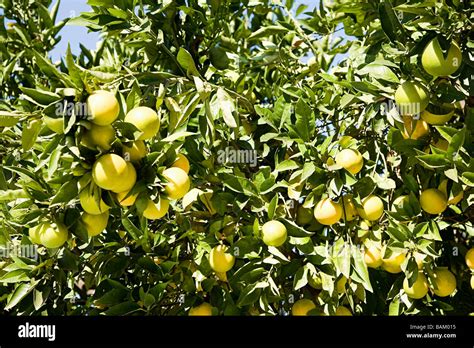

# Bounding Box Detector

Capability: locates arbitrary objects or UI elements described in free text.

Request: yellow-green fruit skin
[432,268,456,297]
[87,90,120,126]
[82,211,109,237]
[471,275,474,290]
[314,198,342,225]
[335,149,363,175]
[466,248,474,270]
[109,162,137,194]
[403,272,429,299]
[82,124,115,151]
[438,180,463,205]
[122,141,147,162]
[336,276,347,294]
[143,199,169,220]
[342,195,358,221]
[189,302,213,316]
[92,154,135,193]
[421,38,462,77]
[357,195,384,221]
[162,167,190,200]
[382,252,406,274]
[419,189,447,215]
[292,299,316,316]
[172,154,190,174]
[364,244,383,268]
[421,107,454,125]
[39,222,68,248]
[335,306,352,316]
[79,189,110,215]
[29,224,44,244]
[296,206,313,226]
[261,220,287,247]
[209,245,235,273]
[116,190,138,207]
[124,107,160,140]
[395,81,430,115]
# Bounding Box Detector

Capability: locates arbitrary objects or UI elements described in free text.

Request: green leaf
[104,301,141,315]
[5,282,36,310]
[237,282,264,307]
[249,25,288,40]
[22,119,42,151]
[51,179,78,205]
[177,47,200,76]
[65,44,84,89]
[0,111,23,127]
[378,2,405,43]
[19,88,61,105]
[267,194,278,220]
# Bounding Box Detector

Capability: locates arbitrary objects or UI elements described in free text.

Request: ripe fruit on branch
[87,90,120,126]
[209,245,235,273]
[313,198,342,225]
[296,206,314,226]
[421,38,462,77]
[29,224,44,244]
[403,272,429,299]
[162,167,190,200]
[81,124,115,151]
[261,220,287,247]
[421,104,455,125]
[82,211,109,237]
[189,302,213,316]
[466,248,474,270]
[38,221,68,248]
[142,198,169,220]
[92,154,136,193]
[335,306,352,316]
[364,242,383,268]
[438,180,463,205]
[172,154,190,174]
[432,268,456,297]
[402,117,429,140]
[419,189,447,215]
[395,81,430,116]
[382,250,406,274]
[110,162,137,193]
[357,195,384,221]
[342,195,357,221]
[291,299,316,316]
[116,190,138,206]
[336,276,347,294]
[79,189,110,215]
[122,140,147,162]
[335,148,363,175]
[124,106,160,140]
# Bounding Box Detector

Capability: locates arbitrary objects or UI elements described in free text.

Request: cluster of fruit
[29,91,191,248]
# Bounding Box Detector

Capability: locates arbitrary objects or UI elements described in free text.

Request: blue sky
[50,0,348,66]
[53,0,309,60]
[50,0,99,62]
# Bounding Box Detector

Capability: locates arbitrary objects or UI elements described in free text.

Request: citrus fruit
[419,188,447,214]
[162,167,190,200]
[209,245,235,273]
[335,148,363,175]
[261,220,287,247]
[82,211,109,237]
[314,198,342,225]
[124,106,160,140]
[87,90,120,126]
[421,38,462,77]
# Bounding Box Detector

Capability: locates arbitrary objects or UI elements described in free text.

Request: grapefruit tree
[0,0,472,316]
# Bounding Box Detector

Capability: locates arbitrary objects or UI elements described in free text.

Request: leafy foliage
[0,0,473,316]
